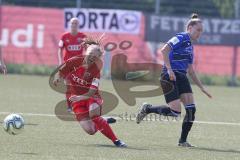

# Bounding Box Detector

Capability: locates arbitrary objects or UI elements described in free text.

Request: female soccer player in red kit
[58,17,86,64]
[58,17,86,112]
[54,38,127,147]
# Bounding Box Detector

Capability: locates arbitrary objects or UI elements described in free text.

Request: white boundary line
[0,112,56,117]
[0,112,240,126]
[194,121,240,126]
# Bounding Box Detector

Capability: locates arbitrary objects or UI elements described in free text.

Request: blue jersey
[163,32,193,74]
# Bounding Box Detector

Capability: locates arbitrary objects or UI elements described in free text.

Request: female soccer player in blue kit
[136,13,212,147]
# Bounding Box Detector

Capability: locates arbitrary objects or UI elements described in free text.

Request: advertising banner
[64,8,142,34]
[145,14,240,45]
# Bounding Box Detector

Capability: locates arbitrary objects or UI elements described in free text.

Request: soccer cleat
[178,141,195,147]
[106,117,117,124]
[67,107,73,114]
[114,140,127,147]
[103,117,117,124]
[136,102,151,124]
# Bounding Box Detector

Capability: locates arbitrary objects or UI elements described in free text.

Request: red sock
[92,116,118,142]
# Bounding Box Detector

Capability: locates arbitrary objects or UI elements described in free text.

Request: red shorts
[72,98,103,121]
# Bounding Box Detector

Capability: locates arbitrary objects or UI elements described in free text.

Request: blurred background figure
[57,17,86,66]
[0,46,7,74]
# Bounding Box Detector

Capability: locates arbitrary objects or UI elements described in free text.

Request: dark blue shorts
[160,71,192,104]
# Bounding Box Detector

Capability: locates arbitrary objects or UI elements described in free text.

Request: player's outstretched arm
[188,64,212,98]
[57,48,63,66]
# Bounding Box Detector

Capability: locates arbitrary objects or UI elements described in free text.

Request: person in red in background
[0,46,7,74]
[58,17,86,112]
[54,37,127,147]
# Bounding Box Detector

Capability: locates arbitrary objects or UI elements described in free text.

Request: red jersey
[58,32,86,62]
[59,56,102,99]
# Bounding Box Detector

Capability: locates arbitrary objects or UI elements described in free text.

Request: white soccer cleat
[178,141,195,148]
[67,107,74,114]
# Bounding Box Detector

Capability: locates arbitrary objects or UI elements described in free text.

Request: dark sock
[179,119,193,143]
[179,106,196,143]
[146,105,180,117]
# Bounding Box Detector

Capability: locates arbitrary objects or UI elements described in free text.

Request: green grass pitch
[0,74,240,160]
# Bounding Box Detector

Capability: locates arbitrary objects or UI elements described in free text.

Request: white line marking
[0,112,240,126]
[0,112,56,117]
[194,121,240,126]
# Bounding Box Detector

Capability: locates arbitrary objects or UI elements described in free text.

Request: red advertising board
[0,5,64,65]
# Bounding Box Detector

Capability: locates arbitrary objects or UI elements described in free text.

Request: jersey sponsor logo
[71,74,89,85]
[67,45,82,51]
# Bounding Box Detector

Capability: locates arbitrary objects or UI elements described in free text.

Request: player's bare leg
[88,103,127,147]
[79,118,98,135]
